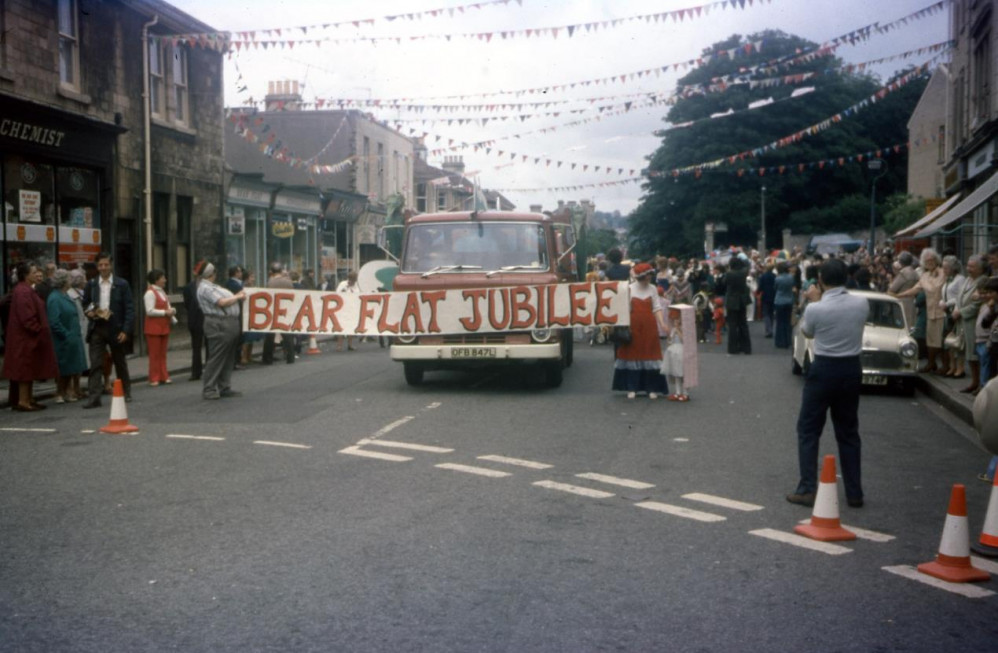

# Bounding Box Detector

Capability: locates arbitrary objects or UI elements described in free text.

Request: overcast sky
[168,0,949,215]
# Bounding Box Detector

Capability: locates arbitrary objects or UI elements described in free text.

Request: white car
[792,290,919,394]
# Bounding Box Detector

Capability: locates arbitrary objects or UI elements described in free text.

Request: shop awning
[913,172,998,238]
[274,189,322,216]
[322,188,368,223]
[894,194,960,238]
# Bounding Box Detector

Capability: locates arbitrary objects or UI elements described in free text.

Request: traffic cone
[918,484,990,582]
[971,474,998,558]
[794,455,856,542]
[306,335,321,355]
[99,379,139,434]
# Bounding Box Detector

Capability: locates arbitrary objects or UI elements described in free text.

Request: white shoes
[626,392,636,399]
[649,392,658,400]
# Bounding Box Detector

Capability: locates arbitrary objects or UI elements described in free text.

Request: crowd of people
[0,257,365,411]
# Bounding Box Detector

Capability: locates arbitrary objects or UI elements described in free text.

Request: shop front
[225,177,273,280]
[269,189,322,277]
[320,188,367,287]
[1,98,121,293]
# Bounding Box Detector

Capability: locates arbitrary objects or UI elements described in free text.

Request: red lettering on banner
[356,295,381,333]
[594,282,619,325]
[546,284,570,326]
[459,289,486,331]
[291,295,318,332]
[272,293,295,331]
[421,291,445,333]
[488,288,511,330]
[535,285,546,328]
[248,292,273,329]
[399,292,425,333]
[569,283,592,326]
[320,294,344,332]
[509,286,536,329]
[377,293,399,334]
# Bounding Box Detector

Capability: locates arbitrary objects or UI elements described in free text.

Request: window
[172,47,189,125]
[972,30,991,125]
[175,196,192,289]
[416,183,427,212]
[57,0,79,89]
[149,40,166,119]
[152,192,169,271]
[362,136,371,193]
[377,142,385,198]
[953,71,967,142]
[437,190,446,211]
[938,125,946,164]
[1,0,8,71]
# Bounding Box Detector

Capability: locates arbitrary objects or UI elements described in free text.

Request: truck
[378,209,579,387]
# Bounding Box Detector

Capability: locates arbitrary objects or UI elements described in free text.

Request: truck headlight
[531,328,553,343]
[900,341,917,359]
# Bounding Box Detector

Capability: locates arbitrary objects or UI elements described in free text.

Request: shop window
[3,157,55,224]
[56,167,99,228]
[152,192,169,271]
[172,47,189,125]
[57,0,79,89]
[176,195,192,290]
[149,39,166,120]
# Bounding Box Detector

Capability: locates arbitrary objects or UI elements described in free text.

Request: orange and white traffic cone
[99,379,139,434]
[971,474,998,558]
[794,455,856,542]
[306,335,321,355]
[918,484,990,582]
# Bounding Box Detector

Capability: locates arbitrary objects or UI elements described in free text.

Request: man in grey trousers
[196,263,246,400]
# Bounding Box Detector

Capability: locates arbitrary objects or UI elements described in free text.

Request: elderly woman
[894,248,947,374]
[941,255,967,377]
[46,269,88,402]
[1,261,59,411]
[953,254,987,392]
[890,251,920,327]
[67,268,90,370]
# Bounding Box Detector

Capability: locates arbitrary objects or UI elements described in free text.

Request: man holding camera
[82,252,134,408]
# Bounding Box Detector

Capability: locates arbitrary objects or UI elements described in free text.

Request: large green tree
[628,30,927,258]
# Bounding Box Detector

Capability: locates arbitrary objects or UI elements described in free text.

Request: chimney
[529,204,543,213]
[441,155,465,174]
[265,79,303,111]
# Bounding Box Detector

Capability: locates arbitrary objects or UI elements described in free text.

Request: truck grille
[420,334,531,345]
[861,350,902,370]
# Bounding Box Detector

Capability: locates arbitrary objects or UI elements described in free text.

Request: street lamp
[868,159,888,254]
[760,185,767,253]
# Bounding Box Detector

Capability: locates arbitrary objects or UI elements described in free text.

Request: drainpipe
[142,14,158,275]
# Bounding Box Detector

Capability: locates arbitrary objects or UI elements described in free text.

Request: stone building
[0,0,226,306]
[413,152,514,213]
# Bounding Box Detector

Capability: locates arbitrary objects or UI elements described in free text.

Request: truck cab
[383,210,577,387]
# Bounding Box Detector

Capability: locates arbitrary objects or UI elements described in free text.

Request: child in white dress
[661,307,688,401]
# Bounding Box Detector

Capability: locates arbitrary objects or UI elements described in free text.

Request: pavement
[0,332,981,430]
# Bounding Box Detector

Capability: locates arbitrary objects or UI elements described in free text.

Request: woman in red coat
[2,261,59,411]
[612,262,670,399]
[143,268,176,386]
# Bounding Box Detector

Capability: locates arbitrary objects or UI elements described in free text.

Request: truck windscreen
[402,222,549,273]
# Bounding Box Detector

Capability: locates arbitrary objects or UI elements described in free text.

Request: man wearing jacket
[82,252,134,408]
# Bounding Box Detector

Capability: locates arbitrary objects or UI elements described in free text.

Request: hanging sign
[271,219,295,238]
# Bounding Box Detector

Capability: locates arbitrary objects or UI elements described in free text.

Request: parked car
[792,290,919,394]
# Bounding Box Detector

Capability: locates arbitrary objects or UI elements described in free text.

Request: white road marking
[533,480,615,499]
[80,430,96,434]
[673,438,690,442]
[971,556,998,574]
[435,463,511,478]
[338,446,412,462]
[576,472,655,490]
[797,519,895,542]
[2,427,57,433]
[357,438,453,453]
[882,565,996,598]
[366,416,415,441]
[683,493,764,512]
[166,434,225,442]
[477,455,553,470]
[424,402,442,411]
[636,501,726,523]
[749,528,853,555]
[253,440,312,450]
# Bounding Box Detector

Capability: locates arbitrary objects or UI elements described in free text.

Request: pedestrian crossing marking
[576,473,654,490]
[435,463,511,478]
[882,565,995,598]
[798,519,894,542]
[749,528,853,555]
[1,427,57,433]
[533,480,615,499]
[478,455,553,470]
[636,501,726,523]
[254,440,312,450]
[971,556,998,574]
[367,416,414,440]
[338,445,412,462]
[357,438,453,453]
[167,434,225,441]
[683,493,764,512]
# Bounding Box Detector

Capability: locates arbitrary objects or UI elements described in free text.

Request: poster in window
[69,207,94,228]
[19,190,42,223]
[228,215,245,235]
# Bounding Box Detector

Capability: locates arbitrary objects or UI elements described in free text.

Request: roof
[131,0,218,34]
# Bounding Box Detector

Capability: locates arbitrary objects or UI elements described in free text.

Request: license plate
[862,374,888,386]
[451,347,497,359]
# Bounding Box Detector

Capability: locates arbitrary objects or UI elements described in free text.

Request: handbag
[608,325,632,345]
[944,321,965,352]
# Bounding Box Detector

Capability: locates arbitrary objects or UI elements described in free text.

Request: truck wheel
[564,334,574,368]
[403,363,424,386]
[544,361,563,388]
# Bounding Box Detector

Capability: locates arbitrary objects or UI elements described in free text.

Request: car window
[867,300,904,329]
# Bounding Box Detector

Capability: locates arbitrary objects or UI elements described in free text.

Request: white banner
[244,282,630,336]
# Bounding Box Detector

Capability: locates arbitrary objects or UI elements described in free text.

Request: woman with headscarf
[894,248,947,374]
[46,269,87,402]
[954,254,987,392]
[2,261,59,411]
[612,262,669,399]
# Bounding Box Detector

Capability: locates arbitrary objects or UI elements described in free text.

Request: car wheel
[403,362,424,386]
[564,333,574,368]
